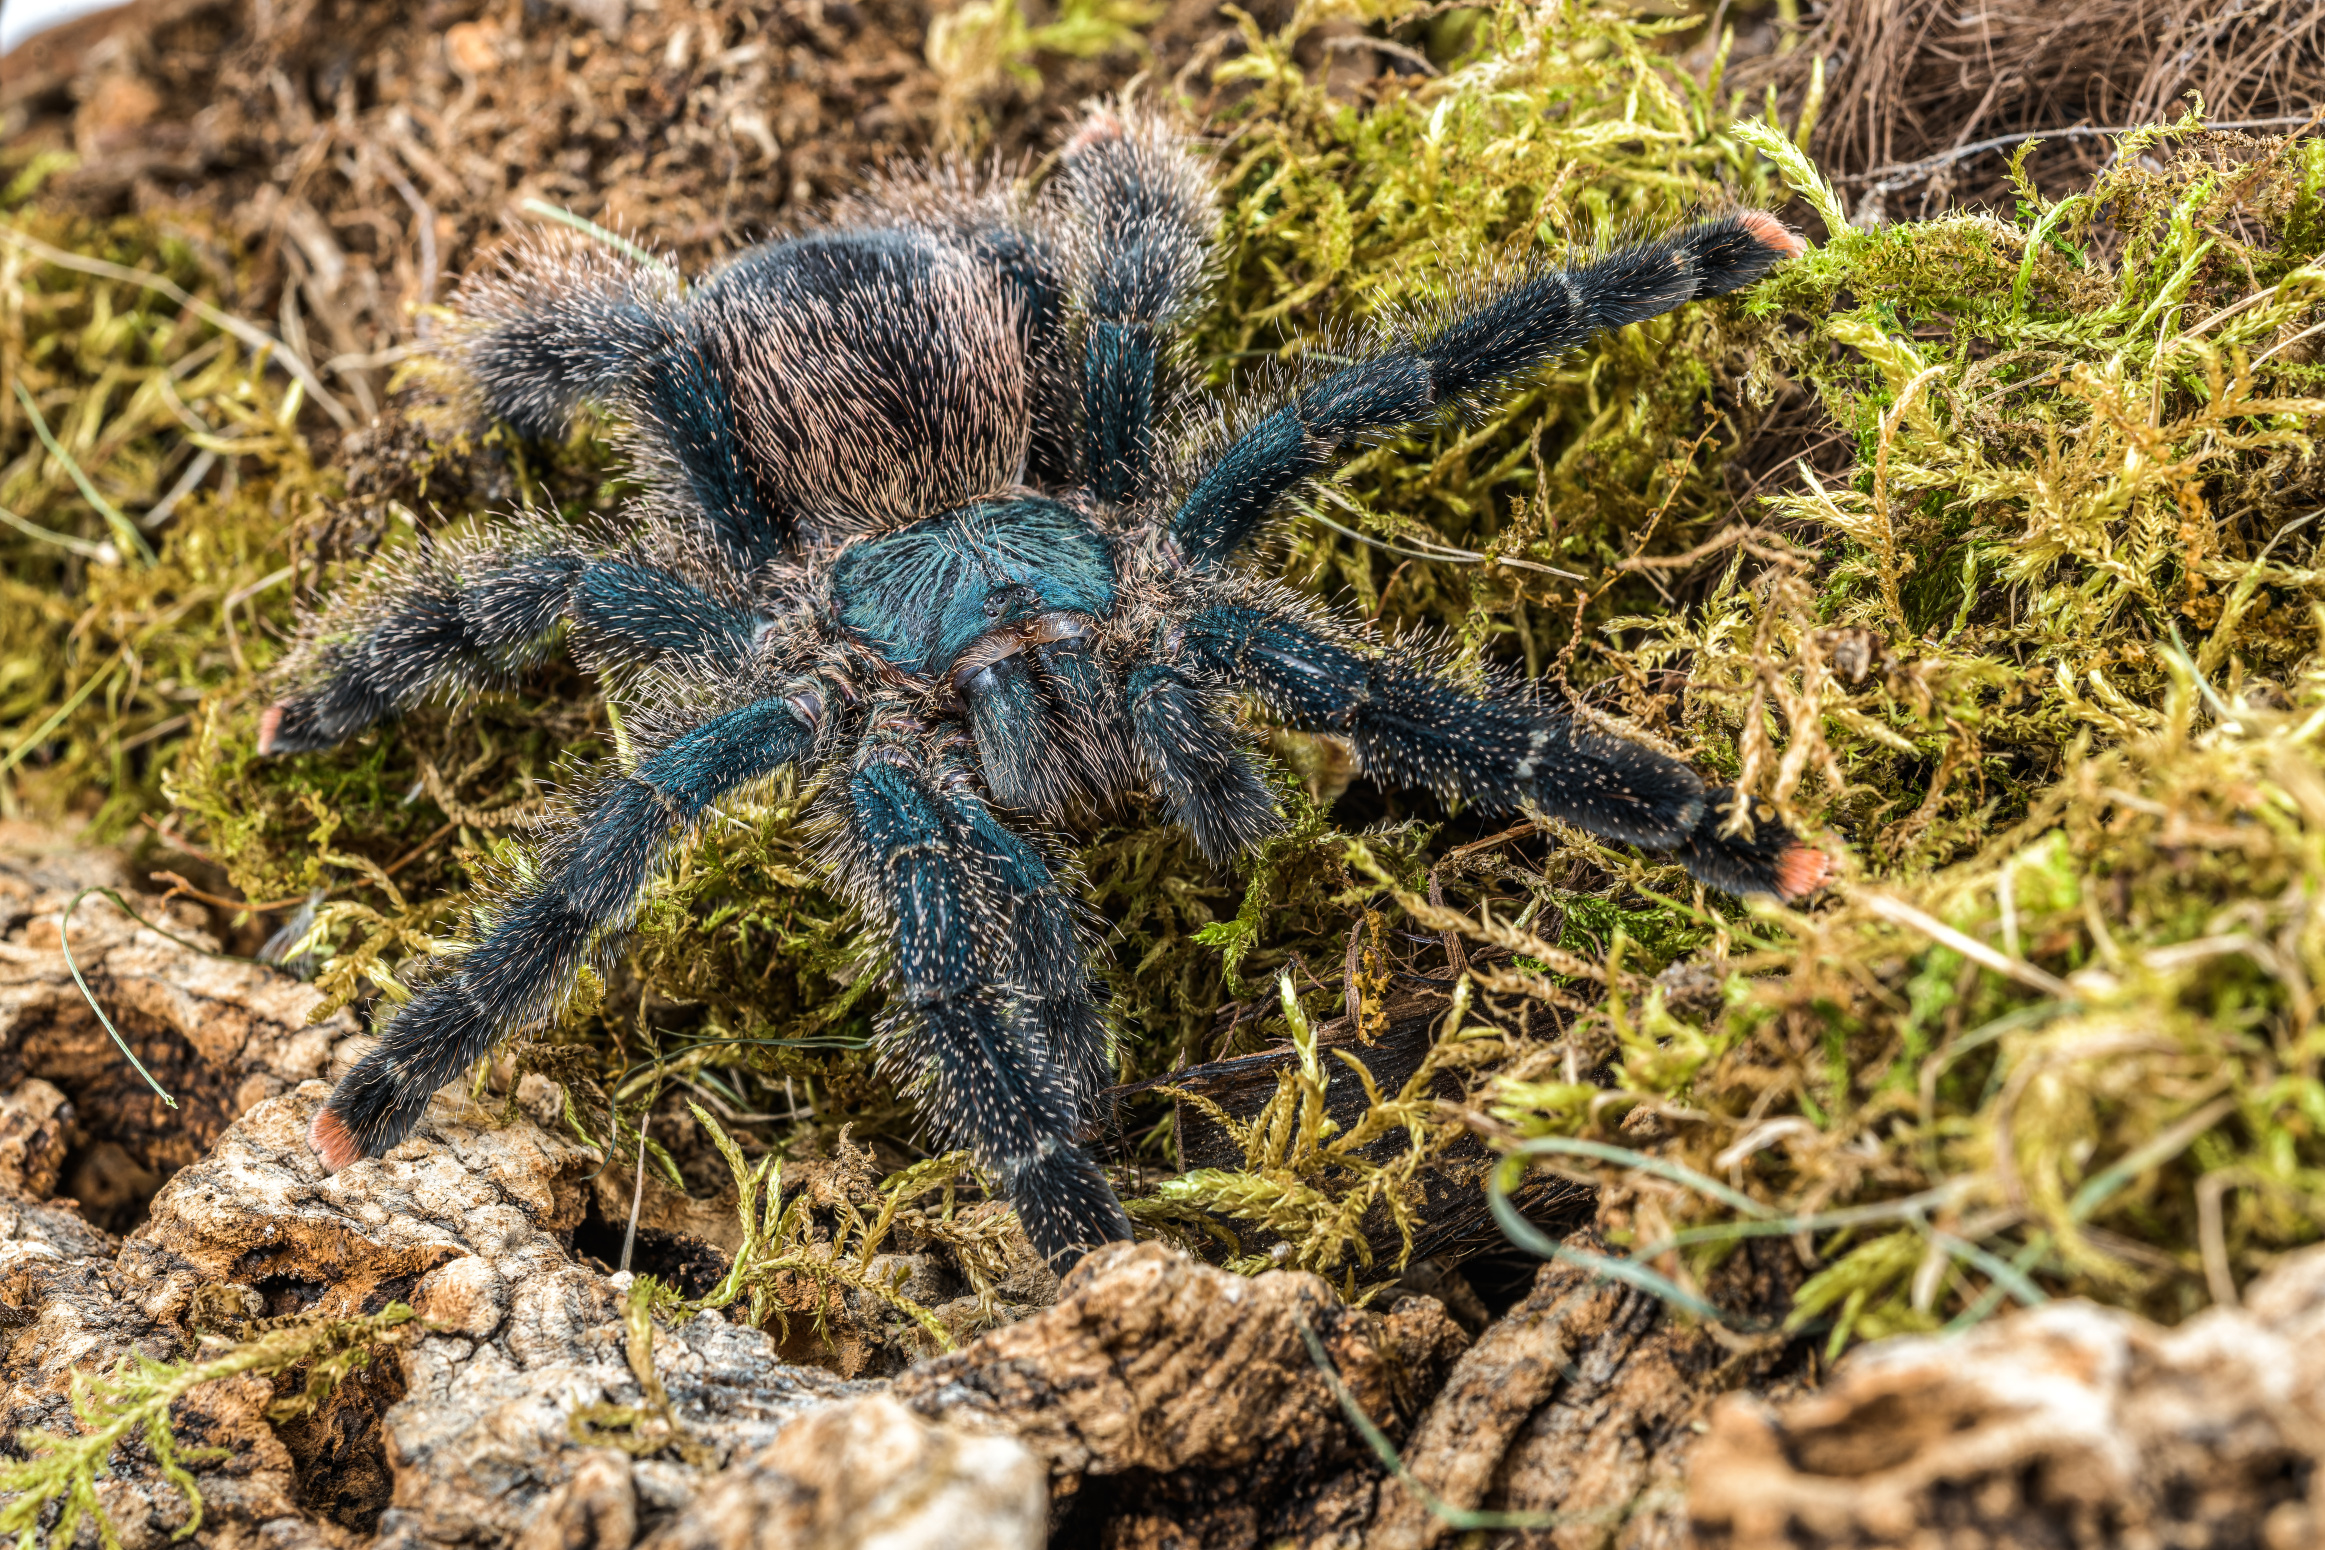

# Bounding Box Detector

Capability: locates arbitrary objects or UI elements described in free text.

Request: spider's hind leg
[1055,103,1215,506]
[844,727,1130,1267]
[456,236,680,440]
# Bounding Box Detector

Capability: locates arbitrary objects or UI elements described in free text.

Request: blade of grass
[0,499,115,562]
[56,884,288,1111]
[0,657,120,780]
[519,199,684,288]
[1490,1155,1742,1325]
[2067,1093,2239,1222]
[1505,1135,1777,1218]
[12,382,156,564]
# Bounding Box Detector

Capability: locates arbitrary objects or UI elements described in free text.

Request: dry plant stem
[0,229,354,429]
[1733,0,2325,203]
[148,869,310,914]
[622,1107,650,1276]
[1842,112,2325,194]
[1854,891,2075,999]
[0,499,115,561]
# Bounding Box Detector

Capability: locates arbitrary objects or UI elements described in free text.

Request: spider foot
[1672,789,1834,902]
[308,1104,363,1172]
[256,696,346,756]
[1004,1139,1135,1272]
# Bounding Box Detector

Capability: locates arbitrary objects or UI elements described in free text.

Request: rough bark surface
[635,1396,1048,1550]
[19,825,2325,1550]
[1357,1243,1800,1550]
[1689,1244,2325,1550]
[894,1239,1425,1548]
[0,823,356,1233]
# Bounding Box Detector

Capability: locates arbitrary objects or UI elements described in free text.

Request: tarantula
[265,104,1827,1267]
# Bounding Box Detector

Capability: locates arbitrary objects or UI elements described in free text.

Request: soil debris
[1733,0,2325,218]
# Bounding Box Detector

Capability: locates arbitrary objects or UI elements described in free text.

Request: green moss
[0,1305,418,1550]
[12,0,2325,1356]
[0,216,326,837]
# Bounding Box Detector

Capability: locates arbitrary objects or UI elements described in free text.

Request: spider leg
[845,741,1131,1267]
[457,237,679,440]
[1123,662,1281,864]
[957,635,1138,815]
[1028,636,1139,795]
[466,228,1033,568]
[309,688,824,1165]
[971,218,1076,488]
[1675,788,1835,900]
[1177,601,1825,898]
[260,532,757,754]
[1055,104,1214,507]
[928,744,1115,1108]
[959,653,1077,814]
[1167,212,1805,566]
[458,239,796,567]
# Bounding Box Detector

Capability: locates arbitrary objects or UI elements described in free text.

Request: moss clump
[11,0,2325,1359]
[0,215,324,838]
[0,1304,418,1550]
[1473,115,2325,1337]
[1112,8,2325,1333]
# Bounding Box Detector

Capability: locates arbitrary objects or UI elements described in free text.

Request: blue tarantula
[265,105,1827,1266]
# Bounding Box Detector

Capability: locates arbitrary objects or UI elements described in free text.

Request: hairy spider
[265,104,1826,1267]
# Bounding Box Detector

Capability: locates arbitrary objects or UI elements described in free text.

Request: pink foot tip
[309,1106,361,1171]
[1066,110,1125,157]
[1737,209,1808,262]
[1776,844,1836,901]
[256,702,284,756]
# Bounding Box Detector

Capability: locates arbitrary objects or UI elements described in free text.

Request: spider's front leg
[310,686,825,1165]
[1167,212,1806,566]
[1122,661,1280,865]
[1175,601,1829,900]
[841,722,1130,1267]
[260,530,758,754]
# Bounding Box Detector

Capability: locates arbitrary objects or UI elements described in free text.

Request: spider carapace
[268,104,1829,1268]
